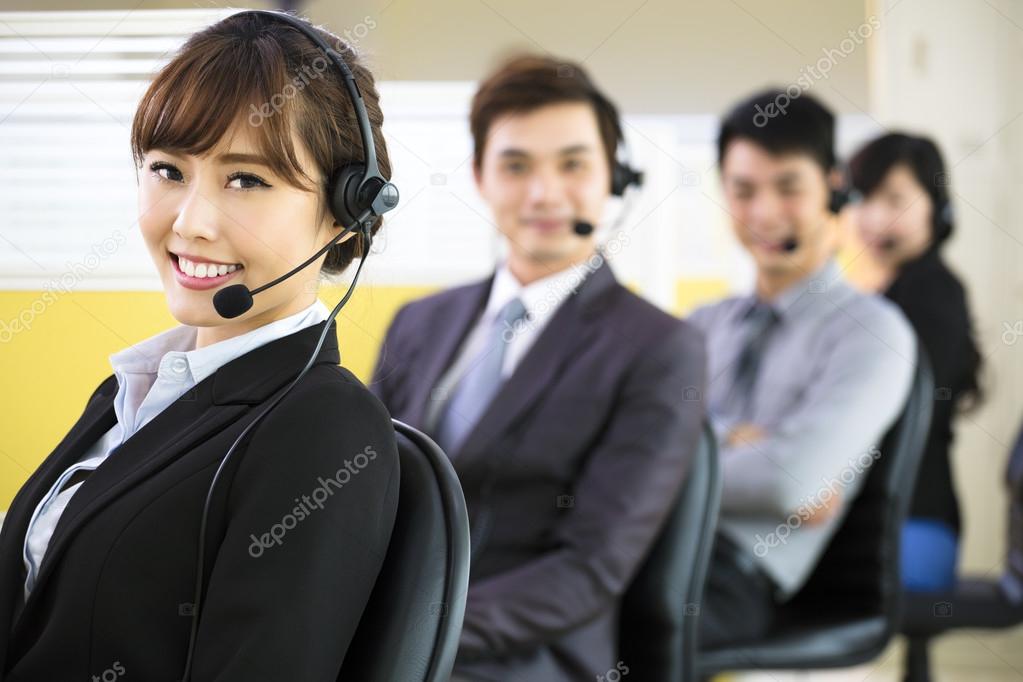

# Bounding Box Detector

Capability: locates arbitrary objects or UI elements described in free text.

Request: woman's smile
[169,251,245,291]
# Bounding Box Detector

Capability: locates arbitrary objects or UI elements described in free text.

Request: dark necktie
[728,301,780,419]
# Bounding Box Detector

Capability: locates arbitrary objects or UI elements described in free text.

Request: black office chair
[620,421,723,682]
[900,418,1023,681]
[901,579,1023,681]
[698,348,934,676]
[337,420,470,682]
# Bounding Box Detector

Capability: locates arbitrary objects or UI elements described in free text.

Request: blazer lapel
[5,319,341,643]
[453,258,619,461]
[0,375,118,672]
[404,276,492,430]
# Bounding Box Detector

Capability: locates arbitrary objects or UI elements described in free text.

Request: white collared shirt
[425,260,586,431]
[21,299,331,601]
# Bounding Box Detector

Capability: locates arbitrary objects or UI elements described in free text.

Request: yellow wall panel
[0,285,437,508]
[1,277,727,509]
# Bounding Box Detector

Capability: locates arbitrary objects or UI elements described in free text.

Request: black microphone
[573,220,595,236]
[781,236,799,252]
[213,209,372,319]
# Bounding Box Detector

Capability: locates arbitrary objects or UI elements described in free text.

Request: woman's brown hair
[130,11,391,277]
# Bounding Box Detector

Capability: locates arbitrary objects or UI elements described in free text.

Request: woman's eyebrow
[216,152,272,167]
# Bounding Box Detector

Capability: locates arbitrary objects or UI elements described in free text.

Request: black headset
[570,82,643,237]
[180,10,397,680]
[587,87,643,197]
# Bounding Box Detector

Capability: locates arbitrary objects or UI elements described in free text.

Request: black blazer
[0,320,399,681]
[371,258,707,682]
[884,249,980,533]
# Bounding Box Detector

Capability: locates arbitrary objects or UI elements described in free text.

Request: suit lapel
[452,258,619,461]
[0,374,118,670]
[404,277,492,429]
[3,319,341,644]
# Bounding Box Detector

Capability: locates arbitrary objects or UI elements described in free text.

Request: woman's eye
[149,161,182,183]
[227,172,271,191]
[146,162,269,191]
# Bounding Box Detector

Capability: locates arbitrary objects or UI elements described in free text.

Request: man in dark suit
[371,54,706,682]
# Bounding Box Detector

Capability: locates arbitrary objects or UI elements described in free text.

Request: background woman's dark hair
[848,132,953,248]
[850,132,983,412]
[130,11,391,277]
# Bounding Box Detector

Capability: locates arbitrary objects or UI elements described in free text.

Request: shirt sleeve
[718,303,917,519]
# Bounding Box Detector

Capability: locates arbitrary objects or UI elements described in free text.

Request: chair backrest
[338,420,470,682]
[619,421,722,682]
[785,346,933,636]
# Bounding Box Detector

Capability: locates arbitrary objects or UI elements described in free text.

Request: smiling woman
[129,9,391,349]
[0,10,401,682]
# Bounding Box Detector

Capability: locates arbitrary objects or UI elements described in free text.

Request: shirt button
[171,357,188,374]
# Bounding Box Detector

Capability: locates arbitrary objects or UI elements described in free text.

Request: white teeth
[177,256,241,278]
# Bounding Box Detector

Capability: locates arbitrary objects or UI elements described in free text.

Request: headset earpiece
[939,201,954,229]
[829,186,849,214]
[611,161,643,197]
[328,163,368,227]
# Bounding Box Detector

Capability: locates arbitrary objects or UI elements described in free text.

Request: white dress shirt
[425,260,586,431]
[21,299,331,601]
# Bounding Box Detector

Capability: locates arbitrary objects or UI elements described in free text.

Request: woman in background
[848,132,983,592]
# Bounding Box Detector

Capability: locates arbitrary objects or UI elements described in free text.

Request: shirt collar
[109,299,331,386]
[742,258,842,321]
[485,260,588,327]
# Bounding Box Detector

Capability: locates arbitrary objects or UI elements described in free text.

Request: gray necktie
[728,301,780,419]
[434,297,528,455]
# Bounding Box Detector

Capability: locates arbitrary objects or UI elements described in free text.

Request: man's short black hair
[717,88,836,172]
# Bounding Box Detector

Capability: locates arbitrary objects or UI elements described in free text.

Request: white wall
[868,0,1023,575]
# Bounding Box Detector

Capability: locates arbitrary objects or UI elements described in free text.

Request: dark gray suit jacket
[0,321,399,681]
[371,258,706,682]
